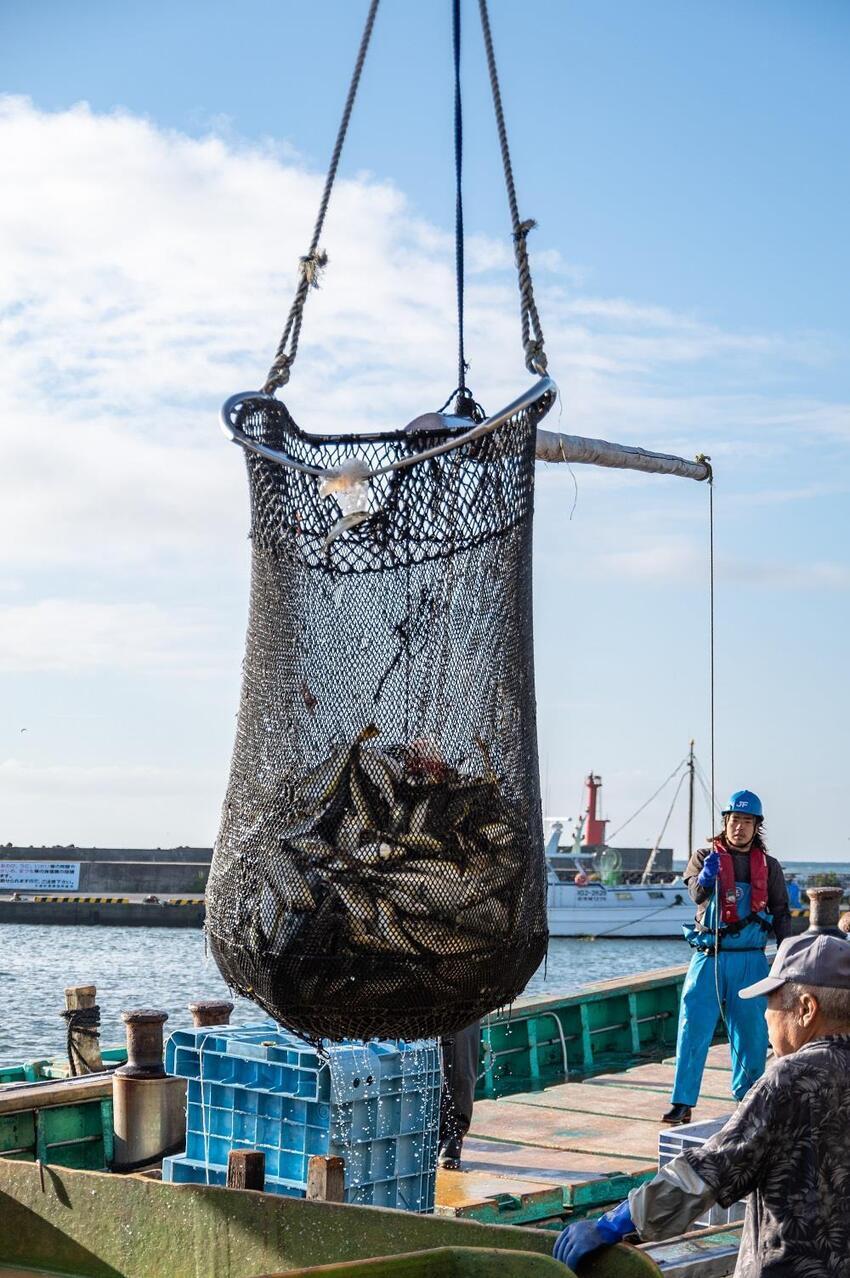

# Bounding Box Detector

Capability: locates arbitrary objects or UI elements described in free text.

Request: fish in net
[206,382,555,1041]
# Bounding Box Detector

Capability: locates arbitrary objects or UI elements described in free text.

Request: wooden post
[227,1150,265,1192]
[305,1155,345,1203]
[63,985,103,1074]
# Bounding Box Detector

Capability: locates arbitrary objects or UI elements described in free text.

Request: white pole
[536,428,710,483]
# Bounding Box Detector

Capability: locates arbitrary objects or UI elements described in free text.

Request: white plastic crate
[658,1115,746,1227]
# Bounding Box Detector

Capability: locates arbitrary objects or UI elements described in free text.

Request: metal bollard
[112,1008,186,1172]
[806,887,845,937]
[188,999,234,1028]
[115,1009,168,1079]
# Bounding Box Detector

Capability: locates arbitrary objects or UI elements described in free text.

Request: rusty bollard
[188,999,234,1028]
[806,887,845,938]
[112,1009,186,1172]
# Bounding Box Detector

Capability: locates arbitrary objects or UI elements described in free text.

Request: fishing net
[206,384,555,1041]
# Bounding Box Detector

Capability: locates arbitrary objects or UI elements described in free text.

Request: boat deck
[436,1042,735,1226]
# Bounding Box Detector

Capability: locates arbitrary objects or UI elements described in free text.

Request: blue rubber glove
[553,1199,634,1270]
[697,849,721,888]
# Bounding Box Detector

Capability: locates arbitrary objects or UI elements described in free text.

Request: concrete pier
[0,894,204,927]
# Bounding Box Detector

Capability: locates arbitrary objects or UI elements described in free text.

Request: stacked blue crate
[162,1021,441,1212]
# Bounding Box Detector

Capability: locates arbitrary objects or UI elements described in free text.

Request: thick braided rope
[263,0,381,394]
[478,0,547,376]
[61,1004,101,1078]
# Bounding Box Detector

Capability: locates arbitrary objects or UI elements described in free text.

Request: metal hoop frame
[220,376,557,480]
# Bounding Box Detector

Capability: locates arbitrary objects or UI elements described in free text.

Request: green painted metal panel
[276,1245,571,1276]
[0,1160,663,1278]
[475,972,691,1100]
[0,1098,110,1170]
[0,1109,36,1156]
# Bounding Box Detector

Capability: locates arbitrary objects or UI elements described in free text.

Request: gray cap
[740,932,850,999]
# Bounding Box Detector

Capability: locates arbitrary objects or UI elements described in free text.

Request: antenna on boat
[687,739,695,860]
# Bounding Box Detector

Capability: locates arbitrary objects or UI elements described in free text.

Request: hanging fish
[322,510,372,552]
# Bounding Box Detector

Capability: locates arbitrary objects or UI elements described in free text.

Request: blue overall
[671,882,770,1107]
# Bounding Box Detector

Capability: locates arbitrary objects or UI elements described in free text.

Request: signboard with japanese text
[0,861,81,891]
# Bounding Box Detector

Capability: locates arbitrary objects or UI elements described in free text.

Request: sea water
[0,927,685,1061]
[2,858,845,1062]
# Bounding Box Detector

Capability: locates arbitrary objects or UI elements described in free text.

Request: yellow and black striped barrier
[27,896,202,906]
[32,896,130,904]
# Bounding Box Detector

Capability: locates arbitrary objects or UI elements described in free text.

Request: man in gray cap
[552,931,850,1276]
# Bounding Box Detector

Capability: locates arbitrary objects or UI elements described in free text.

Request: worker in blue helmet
[661,789,792,1125]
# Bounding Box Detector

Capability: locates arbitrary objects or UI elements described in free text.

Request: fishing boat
[546,871,693,940]
[546,753,698,939]
[0,967,741,1278]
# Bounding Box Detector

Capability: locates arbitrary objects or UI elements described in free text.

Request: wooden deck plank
[461,1136,655,1180]
[509,1081,733,1123]
[662,1043,734,1071]
[434,1167,564,1222]
[586,1064,736,1100]
[469,1100,663,1159]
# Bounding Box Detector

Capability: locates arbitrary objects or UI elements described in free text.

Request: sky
[1,1,848,861]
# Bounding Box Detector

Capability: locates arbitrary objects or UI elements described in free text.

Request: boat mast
[687,740,695,861]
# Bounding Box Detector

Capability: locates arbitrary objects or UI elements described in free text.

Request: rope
[263,0,381,394]
[604,757,688,844]
[705,464,757,1098]
[707,466,716,816]
[477,0,548,376]
[652,769,688,859]
[579,896,687,942]
[452,0,471,413]
[61,1005,101,1078]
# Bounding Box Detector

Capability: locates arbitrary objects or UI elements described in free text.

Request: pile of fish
[251,727,524,961]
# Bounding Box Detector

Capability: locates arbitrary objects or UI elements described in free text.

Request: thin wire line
[643,769,689,874]
[604,757,689,844]
[452,0,468,400]
[709,475,716,816]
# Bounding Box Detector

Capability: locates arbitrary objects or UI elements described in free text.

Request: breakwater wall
[0,846,212,864]
[0,898,204,927]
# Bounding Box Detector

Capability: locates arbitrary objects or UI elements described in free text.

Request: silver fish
[479,821,516,848]
[335,881,377,926]
[349,764,380,829]
[402,918,484,955]
[456,896,509,936]
[323,511,371,552]
[337,811,368,856]
[288,835,335,863]
[358,750,398,805]
[395,831,444,856]
[375,898,420,954]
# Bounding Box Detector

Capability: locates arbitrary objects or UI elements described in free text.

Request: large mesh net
[207,385,555,1041]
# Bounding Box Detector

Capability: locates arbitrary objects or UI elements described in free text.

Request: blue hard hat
[723,789,763,819]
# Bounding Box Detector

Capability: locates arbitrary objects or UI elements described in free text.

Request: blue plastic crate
[164,1023,441,1212]
[161,1150,434,1211]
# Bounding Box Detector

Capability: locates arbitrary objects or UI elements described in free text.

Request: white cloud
[0,93,847,675]
[0,758,212,799]
[0,599,225,672]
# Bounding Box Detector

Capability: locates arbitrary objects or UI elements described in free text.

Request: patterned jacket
[629,1035,850,1276]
